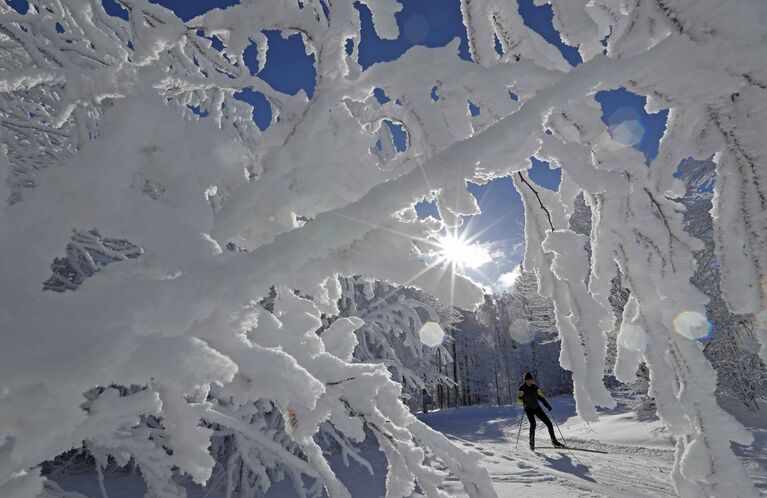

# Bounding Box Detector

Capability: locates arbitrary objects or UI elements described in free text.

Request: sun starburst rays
[330,206,496,308]
[434,231,491,269]
[328,160,501,308]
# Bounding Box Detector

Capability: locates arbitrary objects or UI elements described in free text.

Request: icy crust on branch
[539,0,605,62]
[531,103,756,496]
[515,172,614,422]
[500,1,764,495]
[0,0,496,496]
[1,286,495,498]
[460,0,571,71]
[678,159,767,410]
[710,96,767,358]
[1,0,766,497]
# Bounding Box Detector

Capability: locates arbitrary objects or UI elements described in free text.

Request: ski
[535,446,608,454]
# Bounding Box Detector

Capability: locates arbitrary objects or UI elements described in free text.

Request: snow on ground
[54,396,767,497]
[420,396,677,497]
[723,399,767,493]
[422,396,767,497]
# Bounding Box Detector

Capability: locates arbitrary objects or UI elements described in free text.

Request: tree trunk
[436,349,444,409]
[494,363,501,405]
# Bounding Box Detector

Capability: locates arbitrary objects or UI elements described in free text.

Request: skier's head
[524,372,533,385]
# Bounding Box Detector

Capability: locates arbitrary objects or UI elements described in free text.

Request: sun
[436,233,491,269]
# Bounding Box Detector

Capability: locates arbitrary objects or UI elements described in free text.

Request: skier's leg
[535,407,559,444]
[525,408,536,449]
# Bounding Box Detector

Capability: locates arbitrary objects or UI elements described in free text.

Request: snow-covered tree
[473,296,516,405]
[503,2,766,493]
[502,271,569,394]
[334,276,458,408]
[0,1,495,496]
[565,192,651,405]
[473,272,569,405]
[677,159,767,409]
[451,306,499,406]
[1,0,766,496]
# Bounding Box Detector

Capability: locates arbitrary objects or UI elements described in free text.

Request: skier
[516,372,564,451]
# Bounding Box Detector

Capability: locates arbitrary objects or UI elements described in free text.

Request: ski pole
[551,414,582,464]
[552,415,568,447]
[514,413,524,448]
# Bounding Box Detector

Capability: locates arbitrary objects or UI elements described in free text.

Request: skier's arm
[516,390,524,404]
[537,389,552,411]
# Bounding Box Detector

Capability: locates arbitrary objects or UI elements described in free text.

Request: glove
[546,405,552,412]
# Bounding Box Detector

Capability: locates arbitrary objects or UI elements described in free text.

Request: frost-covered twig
[517,171,555,231]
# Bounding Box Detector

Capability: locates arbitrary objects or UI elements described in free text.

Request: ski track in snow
[444,435,676,497]
[421,396,767,497]
[424,404,677,497]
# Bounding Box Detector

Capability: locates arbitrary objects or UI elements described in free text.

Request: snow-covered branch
[1,0,766,496]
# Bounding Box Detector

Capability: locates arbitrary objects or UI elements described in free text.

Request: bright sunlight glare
[436,233,492,269]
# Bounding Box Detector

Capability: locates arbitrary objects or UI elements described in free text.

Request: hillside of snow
[54,396,767,497]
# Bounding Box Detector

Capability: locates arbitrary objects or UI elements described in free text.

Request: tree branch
[517,171,555,231]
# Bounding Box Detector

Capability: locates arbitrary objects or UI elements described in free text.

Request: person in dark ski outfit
[516,372,564,450]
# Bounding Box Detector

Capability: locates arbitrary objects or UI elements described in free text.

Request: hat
[524,372,533,380]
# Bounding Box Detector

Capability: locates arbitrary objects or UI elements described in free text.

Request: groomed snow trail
[420,397,679,497]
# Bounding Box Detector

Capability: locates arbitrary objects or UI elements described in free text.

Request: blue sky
[6,0,668,291]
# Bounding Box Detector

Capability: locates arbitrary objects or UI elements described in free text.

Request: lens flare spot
[618,324,648,352]
[673,311,714,340]
[403,14,429,43]
[609,120,645,146]
[605,106,646,147]
[419,321,445,347]
[508,319,536,344]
